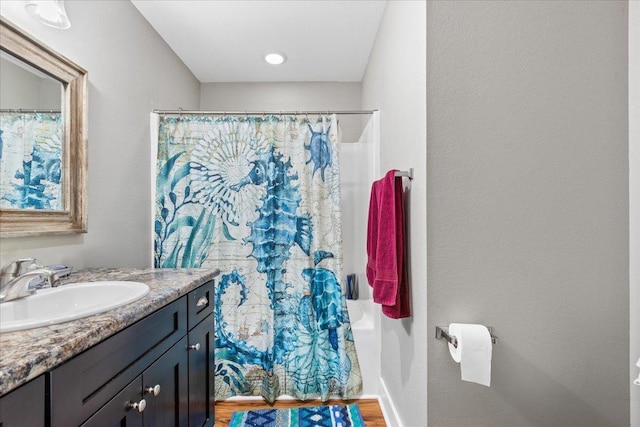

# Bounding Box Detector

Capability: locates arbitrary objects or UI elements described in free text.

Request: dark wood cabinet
[80,335,192,427]
[188,313,215,427]
[50,296,188,427]
[188,281,213,329]
[0,375,45,427]
[80,376,143,427]
[0,280,216,427]
[142,336,189,427]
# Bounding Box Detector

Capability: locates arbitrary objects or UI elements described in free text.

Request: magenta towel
[366,170,410,319]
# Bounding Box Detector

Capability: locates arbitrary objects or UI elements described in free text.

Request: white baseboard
[378,377,403,427]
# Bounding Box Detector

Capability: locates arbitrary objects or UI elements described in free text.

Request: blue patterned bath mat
[228,403,365,427]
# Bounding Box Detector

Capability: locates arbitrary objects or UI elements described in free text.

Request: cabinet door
[81,377,143,427]
[142,336,189,427]
[0,375,45,427]
[188,313,214,427]
[51,297,187,427]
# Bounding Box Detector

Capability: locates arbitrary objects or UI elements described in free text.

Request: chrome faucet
[0,259,60,303]
[0,258,36,287]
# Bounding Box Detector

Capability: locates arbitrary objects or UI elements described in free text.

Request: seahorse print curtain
[0,112,63,209]
[154,114,362,402]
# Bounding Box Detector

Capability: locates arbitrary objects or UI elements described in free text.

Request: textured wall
[200,82,362,111]
[630,2,640,425]
[427,1,628,426]
[0,1,200,268]
[361,1,428,426]
[200,82,363,142]
[0,60,59,109]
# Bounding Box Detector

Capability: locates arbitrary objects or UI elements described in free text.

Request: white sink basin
[0,281,150,333]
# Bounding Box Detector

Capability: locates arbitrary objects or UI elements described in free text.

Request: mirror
[0,17,87,237]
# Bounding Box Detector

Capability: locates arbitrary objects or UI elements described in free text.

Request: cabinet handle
[188,343,201,351]
[128,399,146,413]
[196,296,208,307]
[145,384,161,396]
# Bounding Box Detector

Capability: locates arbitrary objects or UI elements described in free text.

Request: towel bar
[435,326,497,348]
[394,168,413,180]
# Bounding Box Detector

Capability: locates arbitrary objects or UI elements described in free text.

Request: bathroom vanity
[0,268,219,427]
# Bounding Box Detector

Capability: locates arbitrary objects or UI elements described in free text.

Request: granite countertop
[0,267,220,397]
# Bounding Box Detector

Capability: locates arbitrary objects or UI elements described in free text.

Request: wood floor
[214,398,386,426]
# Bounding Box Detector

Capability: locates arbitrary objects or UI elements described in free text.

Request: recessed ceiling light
[264,53,287,65]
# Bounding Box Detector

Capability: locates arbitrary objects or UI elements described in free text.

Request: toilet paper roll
[448,323,493,387]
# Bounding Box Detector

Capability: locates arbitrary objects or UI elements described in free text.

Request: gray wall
[427,1,629,426]
[630,2,640,425]
[201,82,361,111]
[0,58,60,110]
[200,82,363,142]
[0,1,200,269]
[361,2,427,426]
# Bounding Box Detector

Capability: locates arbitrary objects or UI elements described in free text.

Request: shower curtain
[154,114,362,402]
[0,111,62,210]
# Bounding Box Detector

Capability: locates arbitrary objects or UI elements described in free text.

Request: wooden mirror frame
[0,17,87,237]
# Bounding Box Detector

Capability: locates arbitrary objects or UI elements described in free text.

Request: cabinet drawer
[50,296,187,427]
[0,375,45,427]
[188,281,214,330]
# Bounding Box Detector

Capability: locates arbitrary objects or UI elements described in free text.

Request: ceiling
[131,0,387,83]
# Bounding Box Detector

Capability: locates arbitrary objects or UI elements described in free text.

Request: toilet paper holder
[436,326,497,348]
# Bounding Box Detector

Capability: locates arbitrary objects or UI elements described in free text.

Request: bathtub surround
[341,114,382,397]
[347,298,380,397]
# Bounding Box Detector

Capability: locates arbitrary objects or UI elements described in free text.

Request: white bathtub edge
[347,299,376,330]
[378,377,403,427]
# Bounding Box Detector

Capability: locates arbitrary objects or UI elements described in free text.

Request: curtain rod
[0,109,61,113]
[152,109,378,116]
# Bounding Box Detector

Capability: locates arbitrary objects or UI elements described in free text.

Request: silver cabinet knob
[128,399,146,412]
[145,384,161,396]
[188,343,200,351]
[196,296,208,307]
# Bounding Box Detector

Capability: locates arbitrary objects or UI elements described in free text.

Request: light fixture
[25,0,71,29]
[264,52,287,65]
